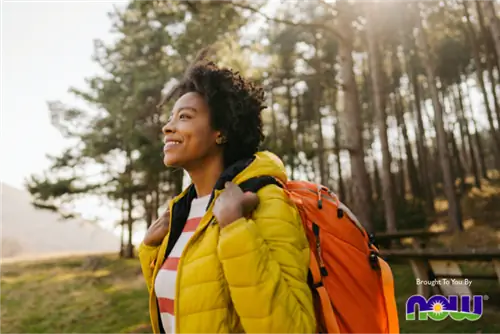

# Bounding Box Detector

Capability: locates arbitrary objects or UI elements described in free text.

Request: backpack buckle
[317,186,323,209]
[369,250,380,271]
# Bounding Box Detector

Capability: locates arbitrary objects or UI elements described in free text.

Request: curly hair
[159,48,266,168]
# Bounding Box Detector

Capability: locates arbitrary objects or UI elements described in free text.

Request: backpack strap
[371,243,400,333]
[238,175,283,193]
[309,249,340,333]
[239,176,341,333]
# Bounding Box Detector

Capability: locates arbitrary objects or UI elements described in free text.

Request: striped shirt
[154,195,210,333]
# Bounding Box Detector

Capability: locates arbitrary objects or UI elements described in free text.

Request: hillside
[1,182,120,259]
[1,253,500,333]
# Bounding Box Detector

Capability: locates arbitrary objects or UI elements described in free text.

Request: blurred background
[1,0,500,332]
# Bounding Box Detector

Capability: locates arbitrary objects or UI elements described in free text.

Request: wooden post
[410,259,432,298]
[493,260,500,285]
[429,260,472,296]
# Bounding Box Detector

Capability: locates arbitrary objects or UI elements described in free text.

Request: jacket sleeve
[138,242,160,293]
[217,184,316,333]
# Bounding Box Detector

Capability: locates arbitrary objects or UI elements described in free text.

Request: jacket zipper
[174,193,219,332]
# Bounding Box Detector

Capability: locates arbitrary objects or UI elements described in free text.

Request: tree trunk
[447,123,466,194]
[490,29,500,75]
[481,0,500,71]
[455,83,481,189]
[397,127,406,200]
[144,193,153,229]
[295,95,304,152]
[476,0,500,122]
[373,156,382,202]
[338,15,373,231]
[333,102,346,200]
[366,5,397,232]
[395,92,422,199]
[465,77,490,179]
[153,184,160,221]
[464,2,500,155]
[422,96,442,189]
[415,7,463,232]
[286,80,296,179]
[443,91,467,191]
[450,88,472,176]
[126,191,134,258]
[119,199,125,258]
[313,38,327,185]
[404,48,435,214]
[269,88,278,148]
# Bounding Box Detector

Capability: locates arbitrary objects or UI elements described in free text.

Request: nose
[162,118,174,136]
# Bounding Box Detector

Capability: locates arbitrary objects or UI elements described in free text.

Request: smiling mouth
[164,141,181,151]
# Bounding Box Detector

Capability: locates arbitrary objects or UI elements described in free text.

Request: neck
[187,154,225,198]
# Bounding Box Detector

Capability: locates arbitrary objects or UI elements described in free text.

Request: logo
[406,294,485,321]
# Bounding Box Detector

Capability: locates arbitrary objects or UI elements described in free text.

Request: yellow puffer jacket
[138,151,316,333]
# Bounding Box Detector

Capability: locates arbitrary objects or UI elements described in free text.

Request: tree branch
[233,3,346,43]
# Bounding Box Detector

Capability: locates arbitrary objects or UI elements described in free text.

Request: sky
[1,0,132,239]
[2,0,125,189]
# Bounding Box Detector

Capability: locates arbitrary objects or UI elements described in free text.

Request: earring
[216,136,227,145]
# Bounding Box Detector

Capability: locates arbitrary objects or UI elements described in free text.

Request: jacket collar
[205,155,256,209]
[164,155,256,259]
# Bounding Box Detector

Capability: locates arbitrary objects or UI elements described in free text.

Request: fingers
[243,192,259,204]
[241,192,259,212]
[224,181,242,192]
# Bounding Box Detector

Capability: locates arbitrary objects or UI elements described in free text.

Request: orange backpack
[240,177,400,334]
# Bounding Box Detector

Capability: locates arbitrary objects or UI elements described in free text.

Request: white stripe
[188,196,210,219]
[169,232,195,258]
[154,195,209,334]
[159,313,175,333]
[155,269,177,300]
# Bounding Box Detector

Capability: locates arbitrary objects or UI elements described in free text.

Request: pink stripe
[184,217,201,232]
[158,297,174,315]
[161,257,179,271]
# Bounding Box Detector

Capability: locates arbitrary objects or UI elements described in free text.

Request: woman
[138,49,316,333]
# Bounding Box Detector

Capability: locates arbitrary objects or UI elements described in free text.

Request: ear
[215,131,227,145]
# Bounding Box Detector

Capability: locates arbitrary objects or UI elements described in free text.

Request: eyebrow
[175,106,197,113]
[168,106,197,119]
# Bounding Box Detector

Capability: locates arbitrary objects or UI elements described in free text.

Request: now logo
[406,294,485,321]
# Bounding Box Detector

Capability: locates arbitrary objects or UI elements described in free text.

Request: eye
[179,113,191,120]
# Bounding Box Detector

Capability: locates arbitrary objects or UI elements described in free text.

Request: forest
[26,0,500,258]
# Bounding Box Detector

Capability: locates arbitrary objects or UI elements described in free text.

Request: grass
[1,254,151,333]
[2,254,500,333]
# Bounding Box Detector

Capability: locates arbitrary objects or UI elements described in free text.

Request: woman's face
[162,92,222,169]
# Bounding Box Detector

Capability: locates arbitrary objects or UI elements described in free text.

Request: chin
[163,154,187,168]
[163,157,179,167]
